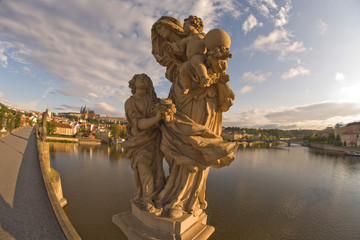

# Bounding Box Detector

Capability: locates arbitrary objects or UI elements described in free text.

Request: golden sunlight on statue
[113,15,239,240]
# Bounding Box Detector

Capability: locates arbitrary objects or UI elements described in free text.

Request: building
[80,106,99,119]
[54,123,77,135]
[96,130,111,143]
[97,116,126,124]
[335,122,360,147]
[58,106,99,120]
[221,131,242,140]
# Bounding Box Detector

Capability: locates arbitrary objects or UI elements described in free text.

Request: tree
[46,119,56,135]
[93,132,99,139]
[7,114,14,131]
[0,112,4,130]
[111,124,121,139]
[119,127,127,139]
[327,133,335,144]
[15,113,21,128]
[335,135,342,146]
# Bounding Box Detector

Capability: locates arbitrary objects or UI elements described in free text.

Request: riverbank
[47,136,79,143]
[309,143,360,153]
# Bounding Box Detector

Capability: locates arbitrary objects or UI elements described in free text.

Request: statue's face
[183,20,195,35]
[156,24,171,40]
[134,76,147,89]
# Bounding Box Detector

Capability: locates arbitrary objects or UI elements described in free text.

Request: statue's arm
[138,111,162,130]
[163,40,186,56]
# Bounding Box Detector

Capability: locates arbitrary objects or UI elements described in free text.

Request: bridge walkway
[0,126,65,239]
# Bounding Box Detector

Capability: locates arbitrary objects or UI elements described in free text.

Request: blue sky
[1,0,360,129]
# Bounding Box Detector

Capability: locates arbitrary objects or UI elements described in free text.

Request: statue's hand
[218,73,230,83]
[162,41,173,53]
[155,111,162,122]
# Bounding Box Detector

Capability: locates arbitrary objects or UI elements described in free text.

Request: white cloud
[281,66,310,79]
[0,0,241,102]
[241,70,271,83]
[0,91,3,99]
[223,108,263,127]
[240,85,253,94]
[42,87,56,98]
[247,0,278,18]
[23,66,31,73]
[242,14,263,34]
[88,92,99,99]
[265,102,360,123]
[248,28,306,60]
[335,72,345,81]
[93,102,122,116]
[224,102,360,129]
[318,20,327,35]
[0,46,8,68]
[263,0,278,9]
[275,0,291,27]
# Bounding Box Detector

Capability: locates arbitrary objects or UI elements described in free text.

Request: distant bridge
[231,139,306,148]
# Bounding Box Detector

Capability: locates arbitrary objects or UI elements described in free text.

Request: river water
[49,143,360,240]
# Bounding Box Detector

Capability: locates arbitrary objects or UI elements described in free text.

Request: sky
[1,0,360,130]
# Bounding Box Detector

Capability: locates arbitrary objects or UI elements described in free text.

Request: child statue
[163,15,209,94]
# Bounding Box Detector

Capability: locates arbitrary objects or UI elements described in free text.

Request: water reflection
[50,142,125,162]
[50,143,360,240]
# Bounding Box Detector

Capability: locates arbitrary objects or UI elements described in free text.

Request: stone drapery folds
[124,15,239,219]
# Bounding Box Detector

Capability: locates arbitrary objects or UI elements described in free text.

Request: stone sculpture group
[113,15,239,239]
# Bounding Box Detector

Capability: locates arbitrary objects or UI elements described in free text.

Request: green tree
[327,133,335,144]
[222,135,229,141]
[93,132,99,139]
[334,135,342,146]
[7,114,14,131]
[111,124,121,139]
[119,127,127,139]
[0,112,4,130]
[15,113,21,128]
[46,119,56,135]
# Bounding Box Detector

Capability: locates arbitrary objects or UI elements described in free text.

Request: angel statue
[150,16,239,218]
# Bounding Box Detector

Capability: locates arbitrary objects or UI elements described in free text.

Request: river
[49,143,360,240]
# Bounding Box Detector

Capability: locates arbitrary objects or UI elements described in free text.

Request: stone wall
[36,129,81,239]
[309,143,360,152]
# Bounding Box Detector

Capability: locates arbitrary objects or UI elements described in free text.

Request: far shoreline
[309,143,360,154]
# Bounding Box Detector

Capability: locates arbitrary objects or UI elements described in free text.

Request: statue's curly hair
[208,46,232,60]
[184,15,204,33]
[128,73,157,99]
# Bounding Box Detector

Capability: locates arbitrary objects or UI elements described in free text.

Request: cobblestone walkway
[0,126,65,239]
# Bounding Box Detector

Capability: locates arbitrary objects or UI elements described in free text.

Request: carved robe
[124,96,164,204]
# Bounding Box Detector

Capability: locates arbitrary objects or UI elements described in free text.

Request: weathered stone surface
[113,203,214,240]
[114,15,239,240]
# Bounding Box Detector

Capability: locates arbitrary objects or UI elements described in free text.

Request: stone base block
[112,203,214,240]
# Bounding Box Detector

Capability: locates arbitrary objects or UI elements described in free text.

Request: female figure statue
[151,16,238,218]
[123,73,164,215]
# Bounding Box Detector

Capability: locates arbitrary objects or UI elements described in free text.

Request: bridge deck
[0,126,65,239]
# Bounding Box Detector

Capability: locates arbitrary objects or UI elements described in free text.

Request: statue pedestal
[112,203,214,240]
